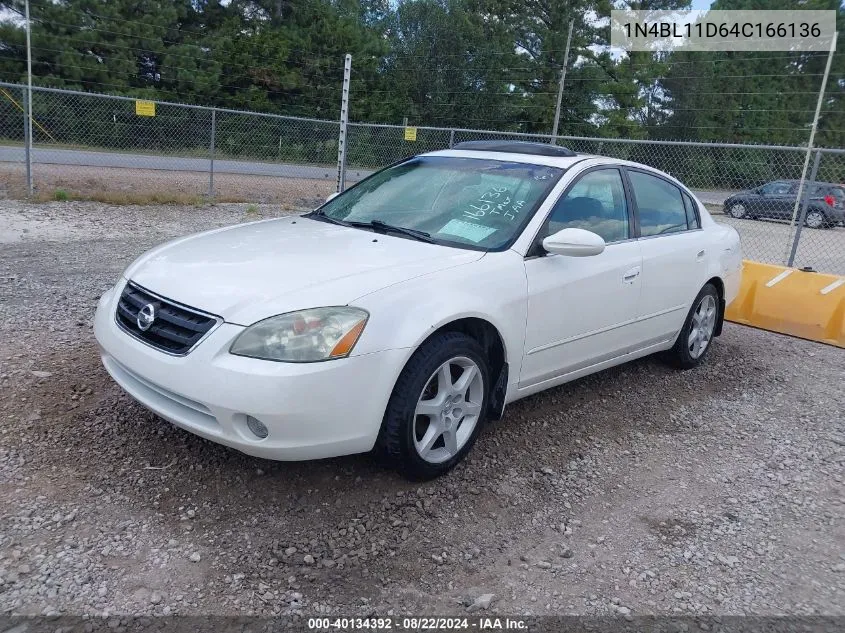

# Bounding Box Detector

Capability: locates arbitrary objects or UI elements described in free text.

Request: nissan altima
[94,141,742,480]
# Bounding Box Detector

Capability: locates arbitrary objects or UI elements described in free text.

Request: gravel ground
[0,200,843,619]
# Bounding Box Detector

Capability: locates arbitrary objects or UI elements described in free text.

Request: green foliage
[0,0,841,145]
[53,188,69,201]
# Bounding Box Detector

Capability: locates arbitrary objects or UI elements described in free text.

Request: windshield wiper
[307,213,435,243]
[359,220,435,243]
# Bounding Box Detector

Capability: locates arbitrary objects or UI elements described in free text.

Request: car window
[543,169,630,243]
[682,192,700,229]
[628,171,688,237]
[761,181,792,195]
[317,156,564,251]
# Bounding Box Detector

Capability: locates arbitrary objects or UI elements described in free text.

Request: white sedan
[94,141,742,480]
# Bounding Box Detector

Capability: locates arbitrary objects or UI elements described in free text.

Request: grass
[34,189,251,205]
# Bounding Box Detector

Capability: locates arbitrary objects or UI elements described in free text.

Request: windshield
[314,156,564,250]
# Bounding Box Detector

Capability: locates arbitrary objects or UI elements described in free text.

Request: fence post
[336,53,352,193]
[208,107,216,199]
[786,149,822,268]
[22,87,32,196]
[782,32,836,263]
[449,129,455,149]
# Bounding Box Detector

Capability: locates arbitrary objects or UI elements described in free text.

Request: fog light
[245,415,268,439]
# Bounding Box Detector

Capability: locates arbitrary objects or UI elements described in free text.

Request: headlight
[230,307,368,362]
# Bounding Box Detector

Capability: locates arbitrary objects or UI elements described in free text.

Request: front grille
[115,282,220,355]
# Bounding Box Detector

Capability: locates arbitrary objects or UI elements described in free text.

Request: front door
[758,181,794,219]
[520,168,643,388]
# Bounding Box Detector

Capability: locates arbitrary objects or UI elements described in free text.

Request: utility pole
[551,20,574,144]
[24,0,33,195]
[336,54,352,193]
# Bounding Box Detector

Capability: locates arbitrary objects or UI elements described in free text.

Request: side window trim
[526,165,634,257]
[682,191,701,230]
[620,167,640,238]
[623,166,701,239]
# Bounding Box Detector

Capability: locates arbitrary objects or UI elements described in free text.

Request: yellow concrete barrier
[725,260,845,348]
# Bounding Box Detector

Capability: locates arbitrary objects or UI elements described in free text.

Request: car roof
[778,179,842,188]
[424,145,673,178]
[451,140,578,158]
[424,148,585,169]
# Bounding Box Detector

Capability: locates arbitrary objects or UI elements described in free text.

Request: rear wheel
[377,332,489,480]
[805,209,826,229]
[666,284,719,370]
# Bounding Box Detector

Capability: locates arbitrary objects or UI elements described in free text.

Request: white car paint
[94,150,742,462]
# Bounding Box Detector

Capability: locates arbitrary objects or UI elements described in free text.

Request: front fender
[350,250,528,392]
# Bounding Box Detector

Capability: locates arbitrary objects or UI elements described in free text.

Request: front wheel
[727,203,748,219]
[665,284,719,370]
[377,332,489,480]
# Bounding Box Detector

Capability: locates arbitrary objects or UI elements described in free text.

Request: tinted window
[683,192,700,229]
[628,171,688,237]
[761,181,792,195]
[544,169,630,243]
[318,156,563,250]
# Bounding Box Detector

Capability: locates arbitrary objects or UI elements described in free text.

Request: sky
[690,0,714,8]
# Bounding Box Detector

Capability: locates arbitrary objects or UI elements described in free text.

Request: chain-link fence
[1,82,843,274]
[0,83,339,204]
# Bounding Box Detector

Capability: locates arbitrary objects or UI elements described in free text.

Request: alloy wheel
[728,203,746,219]
[413,356,484,464]
[688,294,717,359]
[805,210,825,229]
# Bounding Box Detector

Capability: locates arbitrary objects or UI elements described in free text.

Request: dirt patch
[0,162,335,204]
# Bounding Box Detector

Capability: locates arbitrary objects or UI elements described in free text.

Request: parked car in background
[95,141,742,480]
[723,180,845,229]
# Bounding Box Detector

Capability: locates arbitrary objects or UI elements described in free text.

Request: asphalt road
[0,146,373,183]
[0,145,733,203]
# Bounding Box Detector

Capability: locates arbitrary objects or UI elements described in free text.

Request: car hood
[125,216,484,325]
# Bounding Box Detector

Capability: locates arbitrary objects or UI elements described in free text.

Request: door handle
[622,266,641,283]
[696,249,706,261]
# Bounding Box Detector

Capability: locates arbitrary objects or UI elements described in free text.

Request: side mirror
[542,228,605,257]
[326,191,341,203]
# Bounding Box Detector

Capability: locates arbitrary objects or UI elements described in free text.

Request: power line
[13,53,343,106]
[0,75,341,118]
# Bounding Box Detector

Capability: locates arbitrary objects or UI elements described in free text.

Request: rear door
[625,168,709,344]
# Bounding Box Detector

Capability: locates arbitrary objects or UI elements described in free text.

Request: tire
[805,209,826,229]
[665,283,720,370]
[376,332,490,480]
[727,203,748,219]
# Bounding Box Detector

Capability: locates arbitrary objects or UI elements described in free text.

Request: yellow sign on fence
[404,127,417,141]
[135,100,156,117]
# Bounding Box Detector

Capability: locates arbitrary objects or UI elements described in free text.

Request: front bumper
[93,283,409,461]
